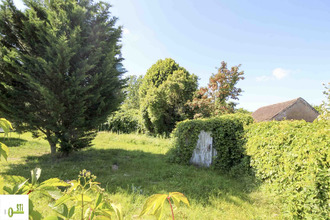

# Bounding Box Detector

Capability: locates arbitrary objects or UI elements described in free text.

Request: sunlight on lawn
[0,132,282,219]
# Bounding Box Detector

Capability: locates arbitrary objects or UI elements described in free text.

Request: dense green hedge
[169,114,253,175]
[245,120,330,219]
[216,113,254,127]
[99,109,140,133]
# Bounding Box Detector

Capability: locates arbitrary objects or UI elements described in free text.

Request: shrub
[217,113,254,127]
[245,120,330,219]
[169,114,253,175]
[139,58,198,136]
[100,109,140,133]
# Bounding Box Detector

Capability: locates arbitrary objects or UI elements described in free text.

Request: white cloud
[272,68,290,80]
[256,68,291,82]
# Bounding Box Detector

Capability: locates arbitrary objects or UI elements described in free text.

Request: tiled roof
[252,98,300,122]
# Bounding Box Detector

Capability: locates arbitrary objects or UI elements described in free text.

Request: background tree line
[0,0,327,156]
[103,58,248,136]
[0,0,247,156]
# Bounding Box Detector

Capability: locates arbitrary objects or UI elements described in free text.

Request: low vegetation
[100,109,140,134]
[246,120,330,219]
[0,0,328,219]
[0,132,281,219]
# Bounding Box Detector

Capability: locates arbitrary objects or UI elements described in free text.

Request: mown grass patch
[0,132,281,219]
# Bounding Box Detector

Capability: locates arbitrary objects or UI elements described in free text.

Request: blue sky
[13,0,330,111]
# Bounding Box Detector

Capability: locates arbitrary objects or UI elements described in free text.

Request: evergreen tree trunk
[46,132,57,156]
[50,141,56,156]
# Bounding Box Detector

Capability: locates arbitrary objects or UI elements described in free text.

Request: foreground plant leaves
[140,192,189,220]
[0,118,12,161]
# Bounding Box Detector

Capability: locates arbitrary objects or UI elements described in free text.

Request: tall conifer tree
[0,0,125,155]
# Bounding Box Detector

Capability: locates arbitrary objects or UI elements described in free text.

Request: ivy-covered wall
[245,120,330,219]
[170,112,329,219]
[169,114,253,174]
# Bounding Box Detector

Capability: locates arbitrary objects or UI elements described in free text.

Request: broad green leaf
[95,193,103,209]
[0,118,13,133]
[3,186,14,194]
[62,204,68,217]
[3,175,27,184]
[29,199,34,211]
[139,194,167,218]
[68,206,75,218]
[31,168,42,186]
[29,199,43,220]
[169,192,190,207]
[43,189,63,200]
[3,186,12,194]
[0,119,11,162]
[51,204,68,219]
[111,203,123,220]
[96,209,113,218]
[30,209,43,220]
[75,194,93,203]
[89,212,95,220]
[0,143,9,161]
[0,176,3,194]
[54,194,72,207]
[153,201,164,220]
[43,216,61,220]
[13,178,29,194]
[40,178,70,188]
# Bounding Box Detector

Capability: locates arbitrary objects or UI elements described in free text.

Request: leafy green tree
[139,58,198,135]
[100,75,142,133]
[101,109,140,133]
[188,61,244,118]
[235,108,251,114]
[121,75,143,111]
[312,104,323,114]
[0,0,125,155]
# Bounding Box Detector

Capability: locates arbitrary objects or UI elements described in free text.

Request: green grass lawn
[0,132,282,219]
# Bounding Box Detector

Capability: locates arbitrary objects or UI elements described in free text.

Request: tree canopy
[121,75,143,111]
[188,61,244,118]
[0,0,125,155]
[139,58,198,135]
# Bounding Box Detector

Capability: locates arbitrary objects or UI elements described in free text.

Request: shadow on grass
[2,147,258,205]
[0,137,27,147]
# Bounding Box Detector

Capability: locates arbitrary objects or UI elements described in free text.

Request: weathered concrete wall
[274,99,319,122]
[190,130,217,167]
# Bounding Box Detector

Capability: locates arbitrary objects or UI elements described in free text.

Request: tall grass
[0,132,281,219]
